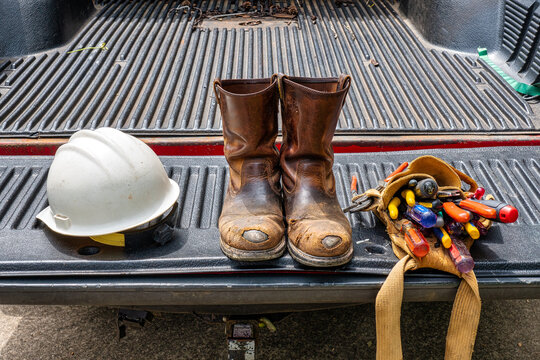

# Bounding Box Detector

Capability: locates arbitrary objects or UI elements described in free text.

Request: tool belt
[356,156,490,360]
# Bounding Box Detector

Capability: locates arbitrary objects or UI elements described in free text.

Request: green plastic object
[477,48,540,96]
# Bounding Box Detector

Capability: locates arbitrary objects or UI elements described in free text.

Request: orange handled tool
[384,162,408,182]
[455,199,496,219]
[350,175,358,194]
[456,199,518,223]
[443,202,471,223]
[400,220,429,258]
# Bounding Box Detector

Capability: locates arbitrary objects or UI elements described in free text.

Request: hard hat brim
[36,179,180,237]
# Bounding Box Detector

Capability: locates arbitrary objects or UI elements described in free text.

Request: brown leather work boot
[214,77,286,261]
[278,75,353,267]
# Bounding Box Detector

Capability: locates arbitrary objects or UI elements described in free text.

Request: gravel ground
[0,300,538,359]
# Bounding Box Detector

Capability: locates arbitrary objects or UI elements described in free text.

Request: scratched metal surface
[0,0,537,137]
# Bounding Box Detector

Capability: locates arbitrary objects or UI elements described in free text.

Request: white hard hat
[37,128,180,237]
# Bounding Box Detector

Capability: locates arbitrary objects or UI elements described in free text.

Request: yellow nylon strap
[375,255,481,360]
[376,256,416,360]
[445,271,481,360]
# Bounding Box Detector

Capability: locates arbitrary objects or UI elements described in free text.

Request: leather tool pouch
[356,156,491,360]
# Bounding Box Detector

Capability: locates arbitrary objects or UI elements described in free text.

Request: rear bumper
[0,274,538,309]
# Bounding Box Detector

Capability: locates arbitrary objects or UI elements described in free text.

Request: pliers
[343,162,409,213]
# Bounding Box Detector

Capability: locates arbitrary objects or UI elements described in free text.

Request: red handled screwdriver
[469,187,485,200]
[447,238,475,273]
[455,199,518,223]
[400,220,430,258]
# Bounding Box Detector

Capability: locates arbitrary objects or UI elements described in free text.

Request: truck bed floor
[0,0,538,137]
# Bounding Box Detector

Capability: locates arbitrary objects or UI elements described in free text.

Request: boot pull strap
[213,79,222,104]
[273,73,288,102]
[337,74,352,91]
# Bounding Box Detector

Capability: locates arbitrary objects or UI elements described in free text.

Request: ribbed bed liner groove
[0,0,537,137]
[0,147,539,277]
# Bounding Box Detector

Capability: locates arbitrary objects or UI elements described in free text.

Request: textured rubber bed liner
[499,0,540,85]
[0,0,537,138]
[0,147,538,277]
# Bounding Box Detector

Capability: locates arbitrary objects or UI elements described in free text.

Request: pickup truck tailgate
[0,147,538,306]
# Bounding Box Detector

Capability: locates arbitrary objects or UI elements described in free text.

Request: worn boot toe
[243,230,269,243]
[322,235,342,249]
[220,214,286,261]
[287,218,353,266]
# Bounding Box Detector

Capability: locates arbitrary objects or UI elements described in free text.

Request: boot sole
[288,241,354,268]
[220,236,286,262]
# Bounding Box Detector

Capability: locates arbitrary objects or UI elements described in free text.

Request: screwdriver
[400,220,430,258]
[401,189,416,207]
[433,227,452,248]
[435,211,445,228]
[468,187,485,200]
[455,199,519,223]
[405,204,438,228]
[418,199,443,210]
[445,220,465,237]
[443,202,471,223]
[463,222,480,240]
[447,238,475,273]
[388,197,401,220]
